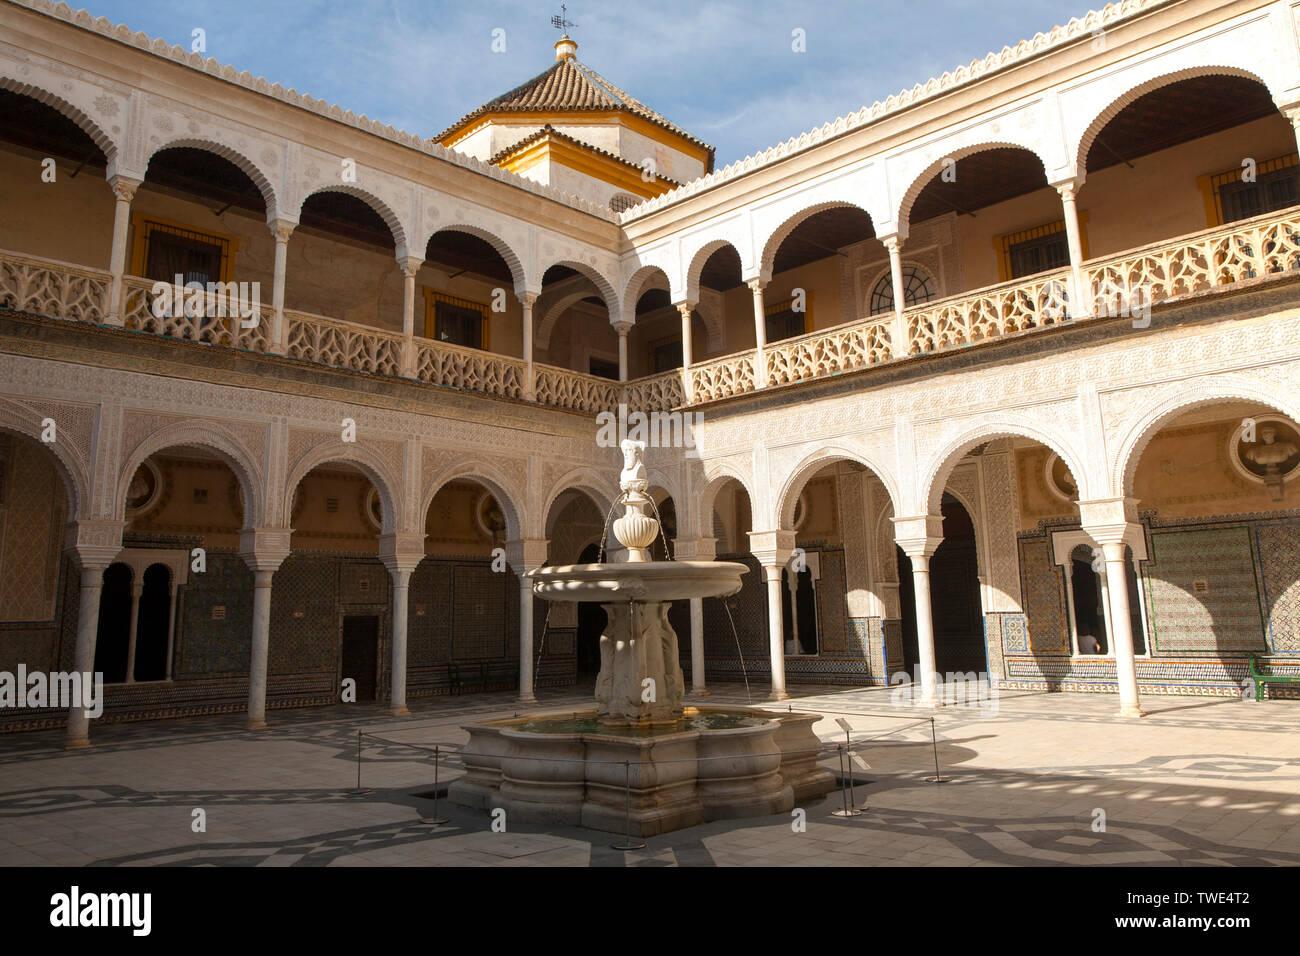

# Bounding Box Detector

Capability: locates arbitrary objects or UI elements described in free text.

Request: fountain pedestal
[595,601,685,725]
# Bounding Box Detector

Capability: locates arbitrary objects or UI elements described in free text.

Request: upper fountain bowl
[527,560,747,604]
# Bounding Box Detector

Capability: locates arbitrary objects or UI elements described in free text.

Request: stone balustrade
[3,206,1298,415]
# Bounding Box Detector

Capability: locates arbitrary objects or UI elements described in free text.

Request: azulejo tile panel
[1255,521,1300,654]
[1145,526,1266,654]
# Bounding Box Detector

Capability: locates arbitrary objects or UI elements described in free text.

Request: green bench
[1246,654,1300,701]
[447,662,487,696]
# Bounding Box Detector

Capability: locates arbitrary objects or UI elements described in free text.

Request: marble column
[521,292,537,400]
[1101,542,1144,717]
[907,553,941,706]
[677,302,695,403]
[518,573,537,703]
[268,219,294,354]
[614,320,631,382]
[762,564,789,700]
[164,581,178,680]
[689,597,707,695]
[1055,179,1090,318]
[388,565,414,716]
[124,578,142,683]
[66,563,108,749]
[747,278,768,387]
[105,176,140,326]
[399,255,423,377]
[240,531,290,730]
[882,235,908,357]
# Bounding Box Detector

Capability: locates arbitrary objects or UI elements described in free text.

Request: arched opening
[1124,401,1300,666]
[544,486,609,687]
[134,564,172,682]
[0,88,111,271]
[536,263,618,375]
[763,205,876,336]
[94,564,133,684]
[1080,74,1297,258]
[575,541,605,680]
[702,476,762,684]
[422,228,522,357]
[927,494,986,675]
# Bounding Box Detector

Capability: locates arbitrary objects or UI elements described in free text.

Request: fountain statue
[448,440,835,836]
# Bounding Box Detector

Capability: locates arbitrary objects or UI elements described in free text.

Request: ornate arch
[116,420,264,527]
[774,445,902,532]
[538,259,619,316]
[146,137,279,216]
[421,460,526,542]
[1074,66,1278,176]
[423,223,527,294]
[895,142,1049,230]
[0,76,117,166]
[0,404,89,520]
[1111,375,1300,498]
[541,467,618,531]
[698,465,755,544]
[682,239,740,305]
[758,201,874,283]
[283,442,401,535]
[300,184,407,251]
[920,418,1087,516]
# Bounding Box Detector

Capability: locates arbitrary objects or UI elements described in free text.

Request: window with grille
[1000,222,1069,280]
[423,290,488,350]
[869,266,936,315]
[1211,153,1300,224]
[652,340,682,372]
[139,220,229,285]
[764,293,812,343]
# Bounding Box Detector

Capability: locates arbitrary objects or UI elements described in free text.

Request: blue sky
[75,0,1098,165]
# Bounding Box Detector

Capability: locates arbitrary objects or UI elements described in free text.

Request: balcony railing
[1,207,1297,415]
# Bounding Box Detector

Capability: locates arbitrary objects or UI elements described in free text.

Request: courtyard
[2,686,1297,868]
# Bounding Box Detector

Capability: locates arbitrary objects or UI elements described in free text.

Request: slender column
[388,566,414,716]
[399,256,422,377]
[268,220,294,354]
[747,278,769,387]
[1061,560,1079,651]
[1101,542,1143,716]
[518,573,537,703]
[785,571,800,655]
[689,597,707,695]
[908,554,941,706]
[246,569,275,730]
[105,176,139,326]
[1096,558,1114,647]
[124,579,143,683]
[164,582,178,680]
[521,292,537,400]
[66,563,108,748]
[1055,179,1090,318]
[882,235,908,358]
[762,564,789,700]
[614,320,631,382]
[677,302,695,403]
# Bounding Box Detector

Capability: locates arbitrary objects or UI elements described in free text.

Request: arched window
[869,266,936,315]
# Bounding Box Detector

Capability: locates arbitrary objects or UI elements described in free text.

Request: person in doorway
[1077,632,1102,655]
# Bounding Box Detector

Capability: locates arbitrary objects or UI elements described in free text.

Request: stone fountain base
[448,706,836,837]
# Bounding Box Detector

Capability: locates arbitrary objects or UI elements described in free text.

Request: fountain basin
[526,560,747,603]
[449,706,836,836]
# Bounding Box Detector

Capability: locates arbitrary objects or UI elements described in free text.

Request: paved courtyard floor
[1,684,1298,867]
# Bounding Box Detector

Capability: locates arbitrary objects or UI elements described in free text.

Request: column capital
[108,174,141,202]
[672,536,717,561]
[397,255,423,278]
[378,531,426,573]
[1051,175,1085,200]
[748,529,795,567]
[674,300,697,316]
[268,218,296,243]
[612,319,633,336]
[64,518,125,569]
[877,231,906,252]
[746,277,766,294]
[1077,497,1141,546]
[238,527,292,573]
[892,513,943,557]
[503,537,549,572]
[518,290,539,309]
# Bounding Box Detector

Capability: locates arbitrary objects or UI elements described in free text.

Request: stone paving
[1,683,1298,866]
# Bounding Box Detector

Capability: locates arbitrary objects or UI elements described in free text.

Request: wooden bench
[1247,654,1300,701]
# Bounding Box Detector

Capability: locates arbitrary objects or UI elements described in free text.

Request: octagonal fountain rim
[465,705,813,744]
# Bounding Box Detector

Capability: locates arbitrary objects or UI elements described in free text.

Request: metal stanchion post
[420,744,449,825]
[612,760,645,851]
[832,719,862,817]
[924,716,949,784]
[347,729,372,795]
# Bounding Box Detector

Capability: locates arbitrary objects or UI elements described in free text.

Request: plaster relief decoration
[1232,417,1300,501]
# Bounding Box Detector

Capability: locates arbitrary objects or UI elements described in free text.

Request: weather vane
[550,5,576,36]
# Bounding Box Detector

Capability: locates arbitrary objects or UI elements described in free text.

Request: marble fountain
[448,440,835,836]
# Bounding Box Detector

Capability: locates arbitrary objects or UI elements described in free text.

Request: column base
[518,693,537,705]
[64,736,90,751]
[769,690,791,702]
[1116,703,1146,718]
[245,718,268,731]
[689,688,710,697]
[391,705,411,718]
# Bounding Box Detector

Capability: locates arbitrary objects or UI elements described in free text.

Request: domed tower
[436,30,713,212]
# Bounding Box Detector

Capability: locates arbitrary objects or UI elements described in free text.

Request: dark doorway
[898,547,918,679]
[1071,546,1108,654]
[341,615,380,702]
[929,495,987,675]
[575,543,604,679]
[780,566,818,654]
[133,564,172,681]
[94,563,133,683]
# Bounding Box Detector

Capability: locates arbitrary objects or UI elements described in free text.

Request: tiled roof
[438,54,715,162]
[489,125,682,186]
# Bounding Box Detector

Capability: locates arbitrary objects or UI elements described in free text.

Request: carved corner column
[893,514,944,707]
[105,175,141,326]
[399,256,423,378]
[1078,498,1145,718]
[749,530,796,701]
[380,532,426,718]
[747,279,769,388]
[64,519,126,749]
[239,528,292,730]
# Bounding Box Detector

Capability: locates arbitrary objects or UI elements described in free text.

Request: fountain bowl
[526,560,747,603]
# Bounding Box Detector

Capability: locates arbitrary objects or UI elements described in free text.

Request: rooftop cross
[550,5,576,37]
